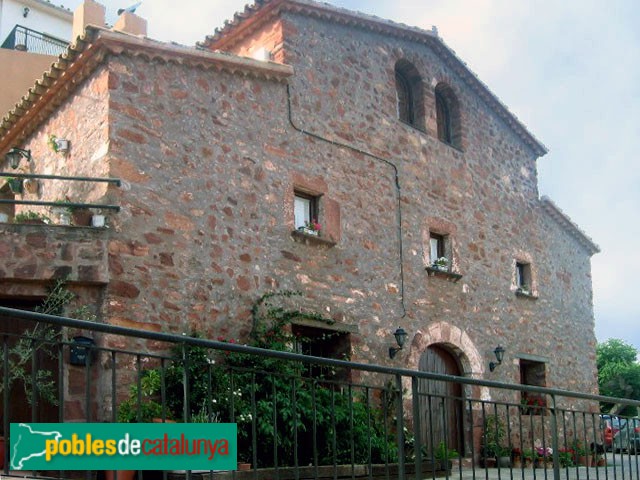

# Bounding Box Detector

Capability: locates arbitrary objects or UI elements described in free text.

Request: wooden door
[418,344,464,456]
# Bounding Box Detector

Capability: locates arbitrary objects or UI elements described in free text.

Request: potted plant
[481,414,505,467]
[516,284,531,295]
[14,211,50,224]
[497,446,512,468]
[92,212,106,227]
[51,200,72,225]
[299,218,321,236]
[433,440,459,471]
[48,134,69,154]
[111,370,168,480]
[558,448,575,467]
[522,449,535,467]
[432,256,449,272]
[521,394,546,415]
[536,446,552,468]
[4,177,23,194]
[571,440,589,466]
[511,447,522,468]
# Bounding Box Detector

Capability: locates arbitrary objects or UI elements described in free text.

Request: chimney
[113,11,147,37]
[72,0,106,41]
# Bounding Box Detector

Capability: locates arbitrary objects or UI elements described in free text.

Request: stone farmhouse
[0,0,599,453]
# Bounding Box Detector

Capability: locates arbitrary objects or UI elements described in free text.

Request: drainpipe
[285,84,407,318]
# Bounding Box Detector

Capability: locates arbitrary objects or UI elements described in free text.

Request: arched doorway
[418,344,464,456]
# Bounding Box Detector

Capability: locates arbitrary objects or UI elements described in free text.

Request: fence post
[396,374,405,480]
[550,394,560,480]
[411,377,422,480]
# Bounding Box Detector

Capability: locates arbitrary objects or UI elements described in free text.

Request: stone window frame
[423,218,462,282]
[287,172,340,246]
[513,255,538,299]
[395,59,425,131]
[293,190,319,231]
[519,358,548,414]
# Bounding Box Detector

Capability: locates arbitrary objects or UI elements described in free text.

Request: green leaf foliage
[149,291,401,467]
[597,339,640,415]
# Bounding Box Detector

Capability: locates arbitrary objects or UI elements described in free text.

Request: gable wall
[219,11,598,395]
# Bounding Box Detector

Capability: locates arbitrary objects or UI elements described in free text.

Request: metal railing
[1,306,640,480]
[0,172,122,224]
[1,24,68,56]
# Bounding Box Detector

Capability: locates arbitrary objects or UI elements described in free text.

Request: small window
[515,262,532,292]
[294,191,318,230]
[434,82,461,149]
[430,233,444,261]
[292,325,351,380]
[429,232,450,270]
[520,360,547,414]
[395,60,424,129]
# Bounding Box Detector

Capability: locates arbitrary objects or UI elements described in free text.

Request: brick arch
[407,322,484,377]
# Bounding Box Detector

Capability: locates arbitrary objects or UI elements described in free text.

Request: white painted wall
[0,0,72,44]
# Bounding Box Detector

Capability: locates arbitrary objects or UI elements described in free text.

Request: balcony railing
[1,305,640,480]
[1,24,68,56]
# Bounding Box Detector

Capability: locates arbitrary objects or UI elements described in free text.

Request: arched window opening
[396,69,413,124]
[435,82,462,149]
[395,60,424,129]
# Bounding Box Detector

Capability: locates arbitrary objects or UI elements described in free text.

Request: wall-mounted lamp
[5,147,31,169]
[389,327,408,359]
[23,6,30,17]
[489,345,505,372]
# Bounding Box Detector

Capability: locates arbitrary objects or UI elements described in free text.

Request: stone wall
[220,10,598,396]
[3,6,598,425]
[99,29,598,396]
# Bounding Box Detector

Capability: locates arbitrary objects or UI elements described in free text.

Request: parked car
[612,418,640,454]
[600,414,626,449]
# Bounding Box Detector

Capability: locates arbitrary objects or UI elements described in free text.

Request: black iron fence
[1,24,68,56]
[1,306,640,480]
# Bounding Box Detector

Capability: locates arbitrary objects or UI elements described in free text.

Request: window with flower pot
[429,232,451,270]
[294,191,320,235]
[520,359,547,414]
[426,229,461,281]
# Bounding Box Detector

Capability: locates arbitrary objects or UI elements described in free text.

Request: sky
[60,0,640,351]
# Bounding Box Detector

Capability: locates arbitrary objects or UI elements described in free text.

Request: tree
[596,339,640,416]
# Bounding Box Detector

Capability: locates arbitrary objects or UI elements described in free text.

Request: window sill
[398,119,427,134]
[291,230,336,248]
[426,266,462,283]
[438,138,464,153]
[515,289,538,300]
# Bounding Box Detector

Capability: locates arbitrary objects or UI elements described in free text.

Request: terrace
[1,305,639,480]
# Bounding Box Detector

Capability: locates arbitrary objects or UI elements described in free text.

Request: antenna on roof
[117,1,142,15]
